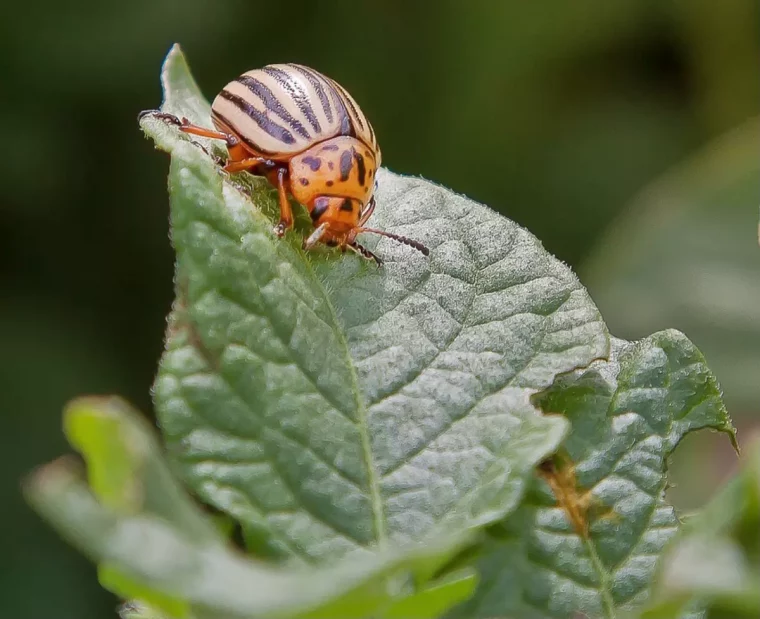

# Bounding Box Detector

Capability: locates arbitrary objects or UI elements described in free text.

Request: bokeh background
[2,2,758,618]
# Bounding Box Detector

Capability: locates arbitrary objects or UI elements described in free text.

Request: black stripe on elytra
[353,150,366,186]
[327,82,353,137]
[260,67,322,134]
[235,76,310,139]
[367,120,376,145]
[286,64,333,124]
[340,149,353,181]
[311,197,329,222]
[218,90,296,145]
[211,110,275,154]
[332,80,366,131]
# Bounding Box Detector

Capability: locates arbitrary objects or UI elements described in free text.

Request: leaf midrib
[568,350,712,619]
[296,250,388,547]
[237,178,389,549]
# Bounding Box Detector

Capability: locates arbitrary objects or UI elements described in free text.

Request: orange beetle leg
[139,110,233,164]
[273,167,295,238]
[139,110,236,145]
[224,157,274,174]
[179,124,236,144]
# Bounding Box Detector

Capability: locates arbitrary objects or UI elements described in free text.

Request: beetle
[142,63,428,265]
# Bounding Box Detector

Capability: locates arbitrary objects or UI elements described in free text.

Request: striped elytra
[211,64,380,164]
[143,62,429,265]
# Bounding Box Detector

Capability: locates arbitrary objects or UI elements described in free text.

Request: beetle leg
[138,109,176,123]
[140,109,242,147]
[348,242,382,266]
[273,167,295,237]
[303,222,329,250]
[179,124,237,144]
[358,196,376,226]
[139,110,230,165]
[224,157,277,174]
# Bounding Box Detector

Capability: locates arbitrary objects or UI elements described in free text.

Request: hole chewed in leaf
[142,44,610,564]
[537,454,593,538]
[452,333,737,619]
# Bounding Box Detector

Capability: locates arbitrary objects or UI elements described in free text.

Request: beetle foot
[138,110,182,126]
[273,223,288,238]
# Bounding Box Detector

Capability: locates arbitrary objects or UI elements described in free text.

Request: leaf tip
[22,456,82,514]
[62,395,131,442]
[161,43,186,78]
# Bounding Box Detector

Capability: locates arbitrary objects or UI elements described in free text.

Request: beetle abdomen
[211,64,380,162]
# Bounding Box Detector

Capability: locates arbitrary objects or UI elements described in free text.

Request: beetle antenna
[358,228,429,256]
[349,242,383,266]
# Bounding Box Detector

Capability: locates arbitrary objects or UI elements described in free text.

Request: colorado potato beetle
[142,64,428,265]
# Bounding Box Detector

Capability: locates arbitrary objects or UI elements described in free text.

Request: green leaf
[119,600,173,619]
[582,117,760,415]
[450,330,736,619]
[141,44,609,563]
[63,397,220,541]
[25,397,477,619]
[640,441,760,618]
[102,567,190,619]
[63,396,222,618]
[26,461,477,619]
[380,571,478,619]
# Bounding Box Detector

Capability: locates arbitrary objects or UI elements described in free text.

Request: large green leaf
[24,397,477,619]
[449,330,736,619]
[582,117,760,416]
[141,45,609,562]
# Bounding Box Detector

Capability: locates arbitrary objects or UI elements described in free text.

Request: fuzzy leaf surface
[450,331,736,619]
[24,397,477,619]
[142,45,609,563]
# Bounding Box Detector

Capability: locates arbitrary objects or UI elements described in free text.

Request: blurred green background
[1,2,758,618]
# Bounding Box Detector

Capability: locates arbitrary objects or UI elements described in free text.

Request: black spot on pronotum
[328,161,334,170]
[311,197,329,222]
[321,144,340,151]
[299,178,309,186]
[302,156,321,171]
[326,180,334,187]
[340,149,353,181]
[339,199,354,212]
[353,150,366,187]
